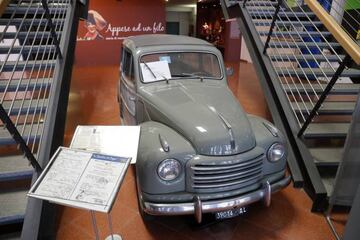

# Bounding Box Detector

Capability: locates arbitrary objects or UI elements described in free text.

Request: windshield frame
[138,50,224,84]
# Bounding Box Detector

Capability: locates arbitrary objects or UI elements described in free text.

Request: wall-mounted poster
[75,0,166,66]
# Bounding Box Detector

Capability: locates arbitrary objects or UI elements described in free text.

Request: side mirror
[226,67,234,76]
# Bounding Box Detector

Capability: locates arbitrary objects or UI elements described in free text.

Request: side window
[122,48,134,83]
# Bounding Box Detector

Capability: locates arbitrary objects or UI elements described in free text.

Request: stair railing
[237,0,359,136]
[297,0,360,136]
[245,0,345,130]
[0,0,66,173]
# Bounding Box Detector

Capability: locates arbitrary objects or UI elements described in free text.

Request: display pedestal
[91,210,122,240]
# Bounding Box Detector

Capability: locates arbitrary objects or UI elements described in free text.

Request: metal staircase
[221,0,360,211]
[0,0,85,238]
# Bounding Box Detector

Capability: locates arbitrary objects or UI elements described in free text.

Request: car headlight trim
[267,143,285,162]
[157,158,181,181]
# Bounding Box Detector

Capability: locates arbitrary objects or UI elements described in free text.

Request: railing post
[263,0,283,54]
[297,54,353,137]
[41,0,63,59]
[0,105,42,173]
[243,0,248,7]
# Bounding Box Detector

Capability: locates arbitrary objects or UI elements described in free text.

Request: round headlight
[157,159,181,181]
[267,143,285,162]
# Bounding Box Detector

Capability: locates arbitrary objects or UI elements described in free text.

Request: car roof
[123,34,212,50]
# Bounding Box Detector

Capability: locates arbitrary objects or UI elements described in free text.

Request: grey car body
[118,34,290,222]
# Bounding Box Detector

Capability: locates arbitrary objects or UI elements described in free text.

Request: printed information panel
[28,147,131,212]
[70,125,140,164]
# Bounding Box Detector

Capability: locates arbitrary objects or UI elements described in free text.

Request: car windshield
[139,52,222,83]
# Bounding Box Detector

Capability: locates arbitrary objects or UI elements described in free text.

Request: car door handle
[128,96,136,101]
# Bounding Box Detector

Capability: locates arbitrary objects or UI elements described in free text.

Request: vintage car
[118,34,291,223]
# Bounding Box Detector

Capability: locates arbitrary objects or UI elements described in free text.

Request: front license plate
[215,207,247,220]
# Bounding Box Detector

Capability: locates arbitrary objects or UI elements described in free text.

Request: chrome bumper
[143,175,291,223]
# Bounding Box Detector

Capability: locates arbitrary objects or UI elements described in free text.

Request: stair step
[0,18,64,26]
[303,123,349,138]
[276,68,360,78]
[269,41,341,49]
[249,11,316,18]
[4,5,67,15]
[1,60,56,72]
[254,20,323,27]
[259,31,332,38]
[0,155,33,182]
[294,101,355,115]
[0,78,52,92]
[269,54,344,62]
[0,45,56,55]
[310,148,342,166]
[244,0,277,6]
[0,189,27,225]
[2,31,60,41]
[0,123,43,145]
[283,83,360,95]
[2,99,48,116]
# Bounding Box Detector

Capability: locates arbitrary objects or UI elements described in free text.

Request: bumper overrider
[143,175,291,223]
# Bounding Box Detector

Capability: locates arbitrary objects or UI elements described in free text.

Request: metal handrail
[240,0,359,136]
[305,0,360,65]
[0,0,67,170]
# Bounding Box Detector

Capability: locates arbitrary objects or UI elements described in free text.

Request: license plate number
[215,207,247,220]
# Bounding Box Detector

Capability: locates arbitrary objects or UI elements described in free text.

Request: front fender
[247,115,287,175]
[137,121,196,194]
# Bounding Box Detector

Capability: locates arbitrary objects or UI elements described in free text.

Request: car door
[120,47,137,125]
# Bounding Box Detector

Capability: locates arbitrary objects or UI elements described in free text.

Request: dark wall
[75,0,166,66]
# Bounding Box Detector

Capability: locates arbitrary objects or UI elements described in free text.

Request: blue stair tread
[1,60,56,72]
[0,45,56,54]
[0,78,51,92]
[269,54,344,62]
[0,155,34,182]
[259,31,331,37]
[0,189,27,225]
[276,68,360,78]
[254,20,323,27]
[2,99,48,116]
[269,41,341,48]
[0,123,43,145]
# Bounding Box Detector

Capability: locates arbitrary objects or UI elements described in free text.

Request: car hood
[139,82,256,155]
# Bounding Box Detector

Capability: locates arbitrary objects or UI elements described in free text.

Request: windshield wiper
[172,73,204,82]
[141,60,169,84]
[141,60,157,79]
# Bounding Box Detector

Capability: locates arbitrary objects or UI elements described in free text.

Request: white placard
[70,125,140,164]
[140,60,171,83]
[28,147,131,212]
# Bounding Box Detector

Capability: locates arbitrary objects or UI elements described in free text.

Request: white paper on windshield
[28,147,131,212]
[140,60,171,83]
[70,125,140,164]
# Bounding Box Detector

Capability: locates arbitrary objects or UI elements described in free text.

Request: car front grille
[188,152,264,193]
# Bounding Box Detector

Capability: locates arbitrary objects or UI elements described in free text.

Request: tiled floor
[57,61,346,239]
